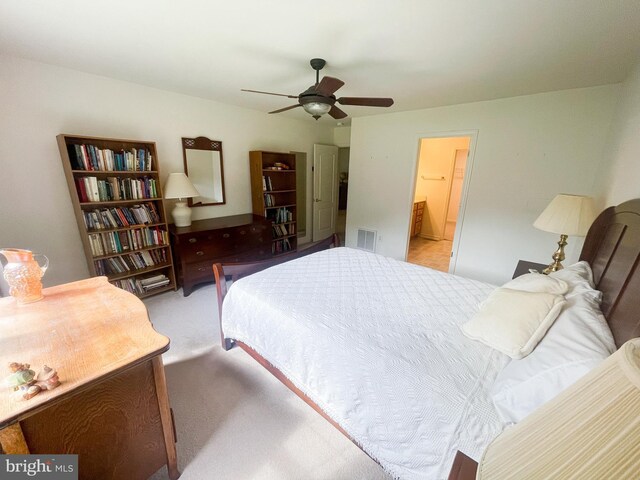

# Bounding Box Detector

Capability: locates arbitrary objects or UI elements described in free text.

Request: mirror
[182,136,226,206]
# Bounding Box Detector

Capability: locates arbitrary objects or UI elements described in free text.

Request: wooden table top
[0,276,169,427]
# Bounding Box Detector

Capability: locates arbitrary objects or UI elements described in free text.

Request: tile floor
[407,237,452,272]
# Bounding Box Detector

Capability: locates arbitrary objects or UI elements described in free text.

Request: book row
[262,175,274,191]
[267,207,293,224]
[88,227,169,257]
[111,273,171,296]
[82,203,162,231]
[68,144,153,172]
[264,193,277,207]
[272,223,295,238]
[76,176,158,203]
[94,249,168,276]
[272,238,293,254]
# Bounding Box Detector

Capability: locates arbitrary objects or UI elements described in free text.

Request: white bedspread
[221,247,509,479]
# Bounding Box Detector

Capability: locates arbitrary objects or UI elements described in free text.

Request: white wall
[333,126,351,147]
[0,55,332,289]
[348,85,620,285]
[595,62,640,206]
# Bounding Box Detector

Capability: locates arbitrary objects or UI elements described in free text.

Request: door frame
[406,130,479,274]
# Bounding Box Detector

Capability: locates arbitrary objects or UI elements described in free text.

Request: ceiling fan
[242,58,394,120]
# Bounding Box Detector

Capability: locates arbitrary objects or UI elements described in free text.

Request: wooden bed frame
[213,199,640,479]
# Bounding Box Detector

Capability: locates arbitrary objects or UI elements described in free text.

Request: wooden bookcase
[249,151,297,255]
[57,134,176,298]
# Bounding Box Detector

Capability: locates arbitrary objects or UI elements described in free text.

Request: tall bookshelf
[57,134,176,298]
[249,151,297,255]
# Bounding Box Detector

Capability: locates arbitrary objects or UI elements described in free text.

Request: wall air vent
[356,229,377,252]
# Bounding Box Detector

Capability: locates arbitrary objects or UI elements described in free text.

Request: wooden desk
[0,277,179,480]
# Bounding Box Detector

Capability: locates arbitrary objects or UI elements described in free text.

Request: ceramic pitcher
[0,248,49,304]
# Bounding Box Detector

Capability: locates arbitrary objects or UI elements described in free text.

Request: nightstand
[513,260,547,279]
[447,451,478,480]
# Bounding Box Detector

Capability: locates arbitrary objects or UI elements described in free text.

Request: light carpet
[144,283,391,480]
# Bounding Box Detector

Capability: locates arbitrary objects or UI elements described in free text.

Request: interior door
[443,149,468,240]
[313,144,338,242]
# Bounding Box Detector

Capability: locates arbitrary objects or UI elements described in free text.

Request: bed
[213,199,640,479]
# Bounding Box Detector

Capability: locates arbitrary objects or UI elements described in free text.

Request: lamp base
[542,234,568,274]
[172,201,192,227]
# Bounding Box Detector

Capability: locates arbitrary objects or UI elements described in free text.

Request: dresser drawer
[181,230,233,249]
[180,232,268,263]
[180,243,221,263]
[183,246,271,284]
[183,259,217,283]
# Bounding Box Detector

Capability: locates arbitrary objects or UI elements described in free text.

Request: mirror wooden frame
[182,136,226,207]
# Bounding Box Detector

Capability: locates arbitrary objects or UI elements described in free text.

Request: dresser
[170,214,271,296]
[411,200,426,237]
[0,277,179,480]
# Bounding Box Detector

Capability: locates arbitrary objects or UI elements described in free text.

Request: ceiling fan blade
[337,97,394,107]
[269,104,302,114]
[242,89,299,99]
[315,76,345,96]
[328,105,348,120]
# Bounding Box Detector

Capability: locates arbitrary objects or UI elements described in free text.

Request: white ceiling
[2,0,640,124]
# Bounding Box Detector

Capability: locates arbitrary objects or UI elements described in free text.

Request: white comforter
[221,247,509,479]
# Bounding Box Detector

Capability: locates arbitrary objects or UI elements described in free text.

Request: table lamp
[533,194,596,274]
[477,338,640,479]
[163,173,200,227]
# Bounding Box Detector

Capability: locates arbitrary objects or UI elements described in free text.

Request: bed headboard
[580,198,640,347]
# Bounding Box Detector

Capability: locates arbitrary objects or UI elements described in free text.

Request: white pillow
[502,272,569,295]
[491,287,615,424]
[549,261,601,300]
[461,288,566,359]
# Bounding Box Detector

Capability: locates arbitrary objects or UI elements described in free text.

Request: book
[87,177,100,202]
[76,178,88,202]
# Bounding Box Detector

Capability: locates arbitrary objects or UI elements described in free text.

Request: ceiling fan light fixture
[302,101,331,118]
[242,58,393,120]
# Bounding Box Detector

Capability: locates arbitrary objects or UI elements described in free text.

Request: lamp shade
[533,194,596,236]
[477,338,640,479]
[163,173,200,200]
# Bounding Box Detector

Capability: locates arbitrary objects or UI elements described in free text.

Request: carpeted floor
[144,284,391,480]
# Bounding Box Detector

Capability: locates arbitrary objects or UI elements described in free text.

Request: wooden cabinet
[169,214,271,296]
[411,200,426,237]
[0,277,179,480]
[249,151,297,255]
[57,134,176,298]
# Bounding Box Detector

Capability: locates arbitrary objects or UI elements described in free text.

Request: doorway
[312,144,339,242]
[336,147,349,245]
[407,136,471,272]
